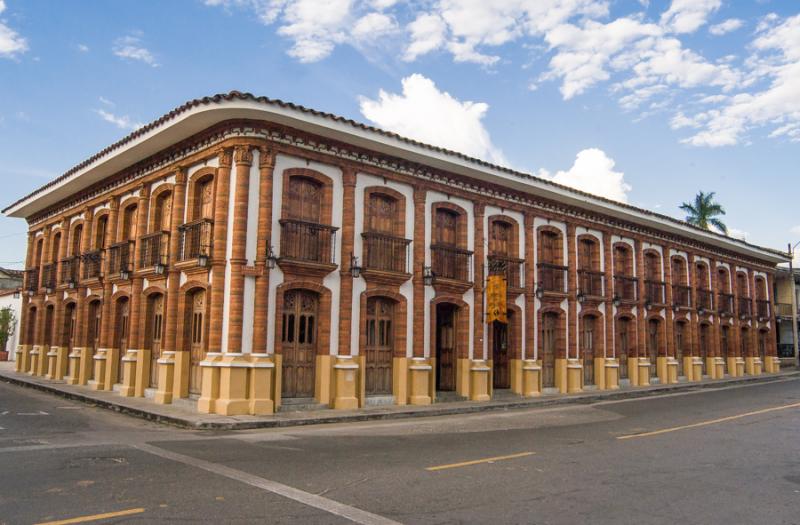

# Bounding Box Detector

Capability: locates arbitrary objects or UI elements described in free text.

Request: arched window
[538,229,565,293]
[193,176,214,221]
[152,191,172,233]
[121,205,138,241]
[286,176,322,222]
[644,251,664,304]
[94,215,108,250]
[71,225,82,256]
[366,193,397,234]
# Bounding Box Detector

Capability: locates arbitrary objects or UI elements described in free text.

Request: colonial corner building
[4,92,789,416]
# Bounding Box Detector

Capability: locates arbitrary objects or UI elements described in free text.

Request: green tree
[0,306,17,353]
[680,191,728,235]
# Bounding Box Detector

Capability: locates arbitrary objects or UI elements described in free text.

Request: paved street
[1,377,799,525]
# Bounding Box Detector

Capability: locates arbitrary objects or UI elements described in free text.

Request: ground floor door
[582,316,596,385]
[365,297,393,396]
[699,324,709,374]
[64,304,76,354]
[115,299,129,383]
[147,295,164,388]
[674,322,686,376]
[542,313,557,388]
[436,303,457,391]
[88,301,101,381]
[492,320,509,389]
[758,330,767,362]
[647,319,659,377]
[616,318,630,379]
[188,290,206,395]
[281,290,318,398]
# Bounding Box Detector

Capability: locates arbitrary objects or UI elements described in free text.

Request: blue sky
[1,0,799,268]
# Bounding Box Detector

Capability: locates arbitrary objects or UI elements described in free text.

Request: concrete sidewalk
[1,362,797,430]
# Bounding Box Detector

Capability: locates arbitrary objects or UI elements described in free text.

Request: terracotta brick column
[566,224,577,359]
[226,146,253,354]
[252,147,275,354]
[52,217,71,349]
[688,253,699,357]
[208,148,233,354]
[99,198,119,349]
[749,269,758,357]
[634,239,646,358]
[663,246,674,358]
[163,168,187,354]
[473,202,485,360]
[77,207,94,347]
[18,233,35,346]
[524,213,535,359]
[767,272,778,357]
[129,186,150,350]
[55,218,70,284]
[603,232,613,358]
[412,187,426,357]
[337,168,357,356]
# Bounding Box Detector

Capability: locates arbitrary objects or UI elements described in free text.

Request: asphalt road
[1,376,799,525]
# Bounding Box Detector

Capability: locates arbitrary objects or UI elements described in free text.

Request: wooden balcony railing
[361,232,411,274]
[488,254,524,289]
[60,256,79,285]
[81,250,103,280]
[578,269,604,297]
[41,263,56,291]
[696,288,713,311]
[108,241,133,276]
[537,263,567,293]
[776,303,794,317]
[24,267,39,292]
[644,280,666,305]
[672,284,692,308]
[718,292,734,315]
[614,275,638,302]
[431,245,473,282]
[756,299,770,319]
[179,218,213,261]
[140,231,169,269]
[738,297,752,318]
[279,219,338,264]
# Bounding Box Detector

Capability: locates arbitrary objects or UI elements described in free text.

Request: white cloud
[709,18,743,36]
[404,13,447,62]
[98,96,114,107]
[537,148,632,202]
[112,33,158,67]
[77,43,89,52]
[352,12,397,41]
[359,74,508,165]
[726,227,748,241]
[95,109,143,131]
[0,1,5,14]
[660,0,720,34]
[0,0,27,59]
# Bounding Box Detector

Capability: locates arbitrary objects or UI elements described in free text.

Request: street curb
[1,369,798,431]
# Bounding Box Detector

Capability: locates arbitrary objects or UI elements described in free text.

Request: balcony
[60,256,79,286]
[361,232,411,275]
[644,280,666,305]
[488,254,525,289]
[672,284,692,309]
[578,269,604,298]
[756,299,770,320]
[696,288,713,312]
[81,250,103,280]
[41,263,57,291]
[776,302,794,318]
[179,218,213,262]
[738,297,752,318]
[613,275,638,302]
[140,231,169,270]
[24,267,39,292]
[279,219,339,275]
[431,244,473,283]
[718,292,734,315]
[537,263,567,294]
[108,241,133,277]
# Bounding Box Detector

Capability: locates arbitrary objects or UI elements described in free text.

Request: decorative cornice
[234,145,253,166]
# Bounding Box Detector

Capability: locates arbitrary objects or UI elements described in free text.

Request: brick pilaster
[99,197,119,349]
[163,168,187,354]
[524,212,535,360]
[566,223,577,359]
[129,186,150,350]
[603,232,613,358]
[473,202,485,360]
[209,148,232,354]
[634,239,645,358]
[77,207,94,347]
[412,187,426,357]
[337,168,357,356]
[687,253,698,357]
[252,147,275,354]
[663,246,674,358]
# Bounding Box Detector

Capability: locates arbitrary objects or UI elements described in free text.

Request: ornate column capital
[218,147,233,168]
[234,145,253,166]
[174,165,188,185]
[259,146,275,169]
[138,182,151,199]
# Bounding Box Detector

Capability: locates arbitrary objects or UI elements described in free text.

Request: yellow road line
[426,451,535,471]
[618,401,800,440]
[35,508,145,525]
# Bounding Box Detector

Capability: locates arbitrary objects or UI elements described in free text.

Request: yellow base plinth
[45,348,59,379]
[333,356,359,410]
[102,348,119,392]
[89,350,107,390]
[628,357,639,386]
[172,351,190,399]
[455,358,471,399]
[77,347,93,386]
[34,345,48,376]
[215,354,250,416]
[315,354,333,406]
[764,356,779,373]
[656,357,668,384]
[735,357,745,377]
[692,357,704,381]
[593,358,606,390]
[522,359,542,396]
[154,351,176,404]
[28,346,40,375]
[134,349,152,397]
[408,358,432,405]
[64,349,82,385]
[248,353,275,415]
[745,356,758,376]
[15,345,29,373]
[637,358,651,386]
[469,360,491,401]
[705,357,717,379]
[119,350,138,397]
[683,356,695,381]
[510,359,524,395]
[53,346,68,380]
[604,358,620,390]
[566,359,583,394]
[392,357,408,406]
[197,352,223,414]
[727,357,739,377]
[714,357,726,378]
[555,358,569,393]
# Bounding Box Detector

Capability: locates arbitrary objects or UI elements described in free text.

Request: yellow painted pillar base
[566,358,583,394]
[392,357,408,406]
[45,347,59,379]
[510,359,524,395]
[27,346,40,375]
[683,356,695,381]
[77,347,93,386]
[15,344,29,373]
[637,358,651,386]
[119,350,138,397]
[745,356,756,376]
[64,349,82,385]
[315,354,333,406]
[706,357,717,379]
[691,357,704,381]
[134,349,152,397]
[714,357,726,378]
[772,357,781,373]
[594,358,606,390]
[171,351,190,399]
[656,356,669,384]
[89,349,108,391]
[53,346,68,380]
[34,345,47,376]
[522,359,542,396]
[154,351,176,404]
[456,358,471,399]
[666,357,679,384]
[215,354,250,416]
[332,356,360,410]
[555,358,569,393]
[248,353,275,415]
[408,358,432,405]
[197,352,223,414]
[628,357,639,386]
[469,360,491,401]
[727,357,738,377]
[102,348,119,391]
[752,357,763,376]
[735,357,745,377]
[604,358,620,390]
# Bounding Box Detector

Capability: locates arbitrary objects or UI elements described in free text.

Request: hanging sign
[486,274,508,324]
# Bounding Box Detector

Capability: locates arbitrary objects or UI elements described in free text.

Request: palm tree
[680,191,728,234]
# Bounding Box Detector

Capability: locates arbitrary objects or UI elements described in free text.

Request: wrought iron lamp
[266,245,278,270]
[423,266,435,286]
[349,253,362,279]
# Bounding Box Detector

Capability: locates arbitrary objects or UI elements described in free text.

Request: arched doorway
[581,314,597,385]
[675,321,687,376]
[63,303,76,352]
[186,289,206,395]
[492,315,510,389]
[281,289,318,398]
[435,302,458,392]
[616,317,631,379]
[114,297,130,383]
[699,323,710,375]
[758,329,768,363]
[721,325,730,361]
[146,294,164,388]
[87,300,101,380]
[647,319,660,378]
[364,296,394,396]
[541,312,558,388]
[44,305,55,351]
[740,327,749,360]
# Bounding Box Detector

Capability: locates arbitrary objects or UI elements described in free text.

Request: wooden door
[542,313,557,388]
[189,290,206,395]
[541,232,555,264]
[492,321,509,389]
[647,319,659,376]
[198,179,214,220]
[617,317,629,379]
[699,324,709,374]
[720,326,729,360]
[115,299,129,383]
[740,328,748,359]
[44,306,54,349]
[582,316,595,385]
[147,295,164,388]
[675,322,685,376]
[88,301,101,380]
[365,297,394,395]
[64,304,76,352]
[367,193,396,234]
[490,220,511,256]
[281,290,318,398]
[434,209,457,247]
[758,330,767,362]
[436,303,456,391]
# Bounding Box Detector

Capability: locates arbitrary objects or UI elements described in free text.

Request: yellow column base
[522,359,542,396]
[705,357,717,379]
[34,345,47,376]
[248,353,275,415]
[714,357,726,378]
[727,357,738,377]
[197,352,223,414]
[667,357,679,384]
[628,357,639,386]
[134,349,152,397]
[745,356,756,376]
[172,351,190,400]
[637,358,651,386]
[683,356,695,381]
[89,349,108,390]
[555,358,569,393]
[315,354,333,406]
[102,348,119,391]
[691,357,704,381]
[119,350,138,397]
[64,349,82,385]
[772,357,781,373]
[469,360,491,401]
[604,358,620,390]
[510,358,524,395]
[154,351,176,404]
[45,347,59,379]
[408,358,432,405]
[456,358,471,399]
[27,346,40,375]
[392,357,408,406]
[15,344,29,373]
[54,346,68,380]
[751,357,763,376]
[332,356,360,410]
[215,354,250,416]
[566,358,583,394]
[764,356,779,373]
[594,357,606,390]
[656,356,668,384]
[735,357,745,377]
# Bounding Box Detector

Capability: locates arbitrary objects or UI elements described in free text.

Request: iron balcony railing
[756,299,770,319]
[60,256,79,285]
[24,267,39,292]
[140,231,169,269]
[431,244,473,282]
[487,254,524,289]
[673,284,692,309]
[614,275,638,302]
[776,302,794,317]
[644,280,666,305]
[108,241,133,276]
[537,262,567,293]
[279,219,338,264]
[578,269,604,297]
[696,288,713,311]
[81,250,103,280]
[738,297,752,318]
[361,232,411,274]
[41,263,56,291]
[179,218,213,261]
[718,292,734,315]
